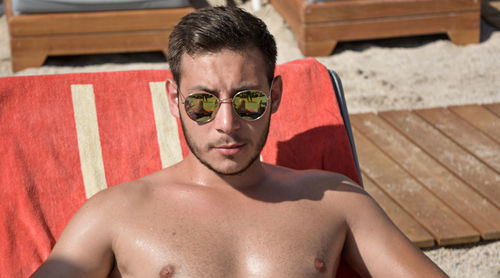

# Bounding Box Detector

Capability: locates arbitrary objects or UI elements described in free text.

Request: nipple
[159,265,175,278]
[314,258,326,272]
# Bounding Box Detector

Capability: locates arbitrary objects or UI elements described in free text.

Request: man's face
[174,48,279,176]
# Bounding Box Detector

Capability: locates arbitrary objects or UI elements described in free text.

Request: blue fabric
[306,0,340,2]
[12,0,190,14]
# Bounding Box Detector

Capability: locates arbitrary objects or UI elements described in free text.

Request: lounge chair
[3,0,194,72]
[0,58,362,277]
[270,0,481,56]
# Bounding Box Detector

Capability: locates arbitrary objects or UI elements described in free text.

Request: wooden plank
[8,7,194,36]
[416,108,500,174]
[485,103,500,117]
[352,127,479,245]
[10,30,171,71]
[450,105,500,145]
[303,12,480,43]
[352,113,500,240]
[11,30,171,56]
[270,0,480,55]
[363,175,435,248]
[447,29,481,45]
[380,110,500,208]
[303,0,480,23]
[297,39,337,57]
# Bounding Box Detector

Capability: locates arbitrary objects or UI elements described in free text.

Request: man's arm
[30,189,116,278]
[339,181,448,278]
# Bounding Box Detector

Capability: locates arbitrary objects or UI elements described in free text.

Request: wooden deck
[350,103,500,248]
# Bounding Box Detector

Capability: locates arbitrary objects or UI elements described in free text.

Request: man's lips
[214,144,245,155]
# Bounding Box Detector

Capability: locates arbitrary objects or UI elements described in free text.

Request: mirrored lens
[184,93,218,122]
[233,90,268,120]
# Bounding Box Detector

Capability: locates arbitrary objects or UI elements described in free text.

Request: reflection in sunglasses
[182,90,269,123]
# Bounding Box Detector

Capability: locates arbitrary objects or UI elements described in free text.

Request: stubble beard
[180,114,270,176]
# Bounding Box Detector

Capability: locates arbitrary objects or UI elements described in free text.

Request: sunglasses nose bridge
[217,97,237,116]
[218,97,234,104]
[215,97,237,118]
[211,97,241,133]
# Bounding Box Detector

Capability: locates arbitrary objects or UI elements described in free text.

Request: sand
[0,1,499,277]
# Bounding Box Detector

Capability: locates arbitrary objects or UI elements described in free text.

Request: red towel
[264,58,360,183]
[0,58,360,277]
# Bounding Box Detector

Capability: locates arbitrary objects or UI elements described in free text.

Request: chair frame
[270,0,481,56]
[329,69,363,187]
[3,0,194,72]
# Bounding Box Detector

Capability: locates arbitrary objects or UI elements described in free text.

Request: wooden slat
[10,30,171,72]
[303,0,480,23]
[352,127,479,245]
[363,176,435,248]
[270,0,480,56]
[11,30,171,58]
[297,39,337,57]
[352,113,500,240]
[303,12,480,43]
[450,105,500,145]
[485,103,500,117]
[380,110,500,208]
[416,108,500,174]
[8,7,194,36]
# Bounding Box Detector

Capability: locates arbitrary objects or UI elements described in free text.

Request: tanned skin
[30,48,448,278]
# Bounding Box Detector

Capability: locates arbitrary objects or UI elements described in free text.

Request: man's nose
[213,101,240,134]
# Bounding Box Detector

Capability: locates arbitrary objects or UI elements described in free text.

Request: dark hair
[167,6,277,86]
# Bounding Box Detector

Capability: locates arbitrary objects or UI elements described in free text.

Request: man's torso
[107,167,351,277]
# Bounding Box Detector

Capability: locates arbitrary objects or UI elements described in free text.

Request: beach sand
[1,1,499,277]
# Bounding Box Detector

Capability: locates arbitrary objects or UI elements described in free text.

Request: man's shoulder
[80,171,166,214]
[265,163,362,190]
[264,163,367,203]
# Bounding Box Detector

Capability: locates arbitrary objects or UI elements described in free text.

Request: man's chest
[111,198,346,277]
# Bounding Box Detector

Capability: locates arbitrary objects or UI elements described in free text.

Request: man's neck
[177,153,268,191]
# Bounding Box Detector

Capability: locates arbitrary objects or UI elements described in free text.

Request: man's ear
[270,75,283,114]
[166,78,180,118]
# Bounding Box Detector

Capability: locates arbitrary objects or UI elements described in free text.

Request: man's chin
[199,153,261,176]
[205,161,252,176]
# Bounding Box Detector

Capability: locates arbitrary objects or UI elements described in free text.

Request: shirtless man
[31,6,448,278]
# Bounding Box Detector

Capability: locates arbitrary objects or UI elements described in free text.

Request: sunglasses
[179,89,270,123]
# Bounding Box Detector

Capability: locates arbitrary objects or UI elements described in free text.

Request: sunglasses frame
[178,85,272,123]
